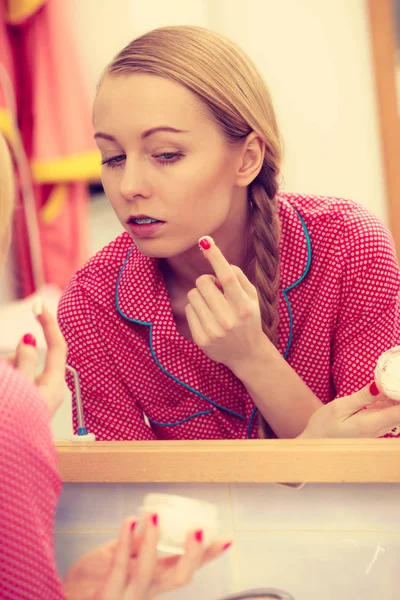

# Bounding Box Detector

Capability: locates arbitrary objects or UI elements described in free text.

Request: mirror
[47,3,395,446]
[1,2,400,462]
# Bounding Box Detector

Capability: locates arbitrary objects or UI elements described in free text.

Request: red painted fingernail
[222,542,233,551]
[195,530,203,543]
[370,381,380,396]
[151,513,158,526]
[23,333,36,347]
[130,521,137,532]
[199,237,211,250]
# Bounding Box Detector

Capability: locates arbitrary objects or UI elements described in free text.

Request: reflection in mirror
[41,22,397,445]
[1,5,400,447]
[55,24,400,445]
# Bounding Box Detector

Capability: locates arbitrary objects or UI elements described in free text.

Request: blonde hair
[0,133,14,249]
[103,26,282,344]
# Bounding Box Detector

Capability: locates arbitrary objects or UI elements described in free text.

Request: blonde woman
[58,26,400,442]
[0,133,232,599]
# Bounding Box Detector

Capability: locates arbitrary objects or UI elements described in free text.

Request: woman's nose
[119,159,151,201]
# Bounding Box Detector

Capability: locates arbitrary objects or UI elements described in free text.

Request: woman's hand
[185,236,268,373]
[299,382,400,438]
[63,513,232,600]
[12,303,67,418]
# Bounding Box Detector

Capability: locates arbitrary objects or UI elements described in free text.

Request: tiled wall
[55,482,400,599]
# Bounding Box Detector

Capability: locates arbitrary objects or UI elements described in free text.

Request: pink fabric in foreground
[0,360,64,599]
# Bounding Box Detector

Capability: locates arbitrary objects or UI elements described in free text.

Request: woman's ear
[235,132,265,187]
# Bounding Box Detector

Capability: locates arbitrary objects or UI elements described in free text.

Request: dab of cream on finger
[199,236,215,251]
[32,297,43,317]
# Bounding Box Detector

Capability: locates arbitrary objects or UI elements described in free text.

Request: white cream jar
[139,493,219,554]
[375,346,400,401]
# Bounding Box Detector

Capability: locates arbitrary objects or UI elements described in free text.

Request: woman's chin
[130,236,195,259]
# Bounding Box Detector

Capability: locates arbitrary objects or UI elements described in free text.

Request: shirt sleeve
[58,282,157,441]
[0,362,64,600]
[331,210,400,399]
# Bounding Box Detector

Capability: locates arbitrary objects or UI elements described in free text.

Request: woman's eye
[101,155,126,169]
[154,152,184,165]
[101,152,184,169]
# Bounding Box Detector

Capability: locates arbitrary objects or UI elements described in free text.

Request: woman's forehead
[94,73,208,131]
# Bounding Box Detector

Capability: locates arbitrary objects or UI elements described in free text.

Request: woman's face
[94,74,248,258]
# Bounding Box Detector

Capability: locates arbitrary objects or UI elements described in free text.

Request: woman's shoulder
[73,231,135,284]
[278,191,394,255]
[59,231,137,314]
[279,190,380,223]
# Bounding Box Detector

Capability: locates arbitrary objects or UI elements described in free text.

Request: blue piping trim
[247,407,258,439]
[148,410,213,428]
[115,249,245,422]
[281,292,294,360]
[281,206,312,359]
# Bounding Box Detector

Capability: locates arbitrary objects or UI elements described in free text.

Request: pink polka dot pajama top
[58,193,400,440]
[0,361,63,599]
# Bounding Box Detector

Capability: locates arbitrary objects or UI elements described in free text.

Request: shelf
[56,438,400,483]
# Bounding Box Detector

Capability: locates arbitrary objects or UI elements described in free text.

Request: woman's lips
[126,220,166,238]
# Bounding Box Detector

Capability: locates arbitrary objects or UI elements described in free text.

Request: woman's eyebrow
[141,126,190,139]
[94,132,116,141]
[94,127,189,142]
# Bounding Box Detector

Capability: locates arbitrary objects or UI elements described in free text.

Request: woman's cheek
[101,176,124,216]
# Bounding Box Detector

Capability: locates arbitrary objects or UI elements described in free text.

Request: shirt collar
[116,245,161,324]
[116,193,311,324]
[278,193,311,292]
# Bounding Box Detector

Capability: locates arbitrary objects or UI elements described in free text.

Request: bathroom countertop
[55,438,400,483]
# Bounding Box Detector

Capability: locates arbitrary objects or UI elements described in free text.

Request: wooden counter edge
[56,439,400,483]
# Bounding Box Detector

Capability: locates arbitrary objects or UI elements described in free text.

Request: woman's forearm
[231,337,323,438]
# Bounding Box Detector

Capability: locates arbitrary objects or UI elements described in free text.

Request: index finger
[36,305,67,379]
[104,517,135,591]
[198,236,244,301]
[134,514,159,582]
[168,530,205,588]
